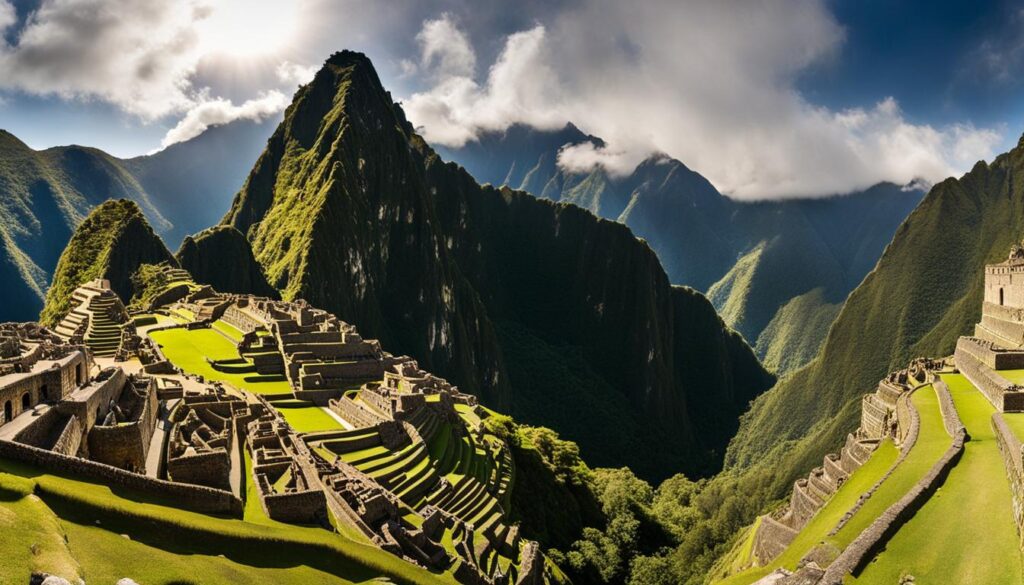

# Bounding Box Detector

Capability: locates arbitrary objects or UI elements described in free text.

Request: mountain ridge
[222,50,775,482]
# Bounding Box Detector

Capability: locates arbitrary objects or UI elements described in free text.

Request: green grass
[213,319,245,342]
[149,327,292,396]
[852,374,1024,584]
[1003,410,1024,441]
[0,455,450,585]
[998,369,1024,385]
[822,386,947,546]
[276,404,345,433]
[716,441,899,585]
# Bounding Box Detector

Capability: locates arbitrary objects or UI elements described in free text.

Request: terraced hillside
[712,362,1024,585]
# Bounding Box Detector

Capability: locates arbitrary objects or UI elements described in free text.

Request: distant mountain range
[0,119,275,322]
[436,125,925,373]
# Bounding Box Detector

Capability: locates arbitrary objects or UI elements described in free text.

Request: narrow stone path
[144,398,178,478]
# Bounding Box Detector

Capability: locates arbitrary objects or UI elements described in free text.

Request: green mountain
[0,121,275,323]
[725,138,1024,478]
[440,130,924,374]
[222,51,774,482]
[40,199,175,325]
[176,225,277,297]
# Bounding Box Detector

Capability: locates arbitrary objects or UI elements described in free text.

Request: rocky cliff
[441,128,923,374]
[40,199,175,325]
[176,226,277,297]
[224,51,774,481]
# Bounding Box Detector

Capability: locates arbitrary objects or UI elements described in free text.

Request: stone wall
[330,396,388,428]
[87,378,159,472]
[56,367,127,431]
[958,334,1024,369]
[0,350,89,424]
[818,379,966,585]
[993,413,1024,547]
[752,515,799,565]
[0,439,242,515]
[954,343,1024,411]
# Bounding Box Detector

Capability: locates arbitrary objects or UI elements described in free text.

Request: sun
[200,0,302,59]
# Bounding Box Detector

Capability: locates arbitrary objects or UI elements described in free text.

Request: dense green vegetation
[221,51,774,484]
[754,289,841,374]
[40,199,175,325]
[853,375,1023,584]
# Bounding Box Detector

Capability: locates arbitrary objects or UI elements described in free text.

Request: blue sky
[0,0,1020,198]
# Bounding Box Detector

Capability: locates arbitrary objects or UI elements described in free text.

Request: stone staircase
[54,280,127,357]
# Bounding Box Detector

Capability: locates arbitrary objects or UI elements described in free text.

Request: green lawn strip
[0,456,451,585]
[212,319,245,342]
[0,485,82,585]
[150,328,292,396]
[997,369,1024,385]
[276,405,345,433]
[717,386,942,585]
[852,374,1024,584]
[1003,411,1024,443]
[62,520,363,585]
[826,385,947,549]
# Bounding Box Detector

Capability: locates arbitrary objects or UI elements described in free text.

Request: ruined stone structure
[54,280,130,357]
[0,277,551,584]
[953,244,1024,412]
[750,358,942,566]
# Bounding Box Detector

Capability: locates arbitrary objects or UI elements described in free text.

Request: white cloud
[404,25,566,148]
[0,1,15,35]
[0,0,210,119]
[557,142,643,177]
[276,61,318,86]
[159,90,288,149]
[402,1,1003,199]
[416,13,475,79]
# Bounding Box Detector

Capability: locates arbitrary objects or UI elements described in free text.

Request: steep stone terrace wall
[955,344,1024,411]
[0,438,242,515]
[957,335,1024,370]
[818,381,966,585]
[829,388,922,537]
[752,515,799,565]
[993,413,1024,547]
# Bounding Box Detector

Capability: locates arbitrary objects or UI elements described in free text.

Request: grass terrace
[716,441,900,585]
[149,327,291,396]
[852,374,1024,584]
[213,319,245,342]
[0,455,451,585]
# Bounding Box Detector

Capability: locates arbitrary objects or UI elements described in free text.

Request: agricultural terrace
[852,374,1024,584]
[148,324,345,433]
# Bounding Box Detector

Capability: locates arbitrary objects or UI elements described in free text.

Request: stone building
[955,242,1024,411]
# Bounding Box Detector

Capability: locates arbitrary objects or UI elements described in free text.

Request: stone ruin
[54,279,132,358]
[0,277,553,585]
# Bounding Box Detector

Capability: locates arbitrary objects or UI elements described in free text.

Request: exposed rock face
[176,226,276,297]
[441,128,924,374]
[224,51,774,481]
[40,200,175,326]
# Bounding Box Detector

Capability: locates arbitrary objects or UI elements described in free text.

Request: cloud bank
[0,0,291,149]
[403,0,1002,199]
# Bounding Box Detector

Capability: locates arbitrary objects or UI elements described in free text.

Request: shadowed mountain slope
[224,51,774,482]
[441,129,924,374]
[176,225,277,298]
